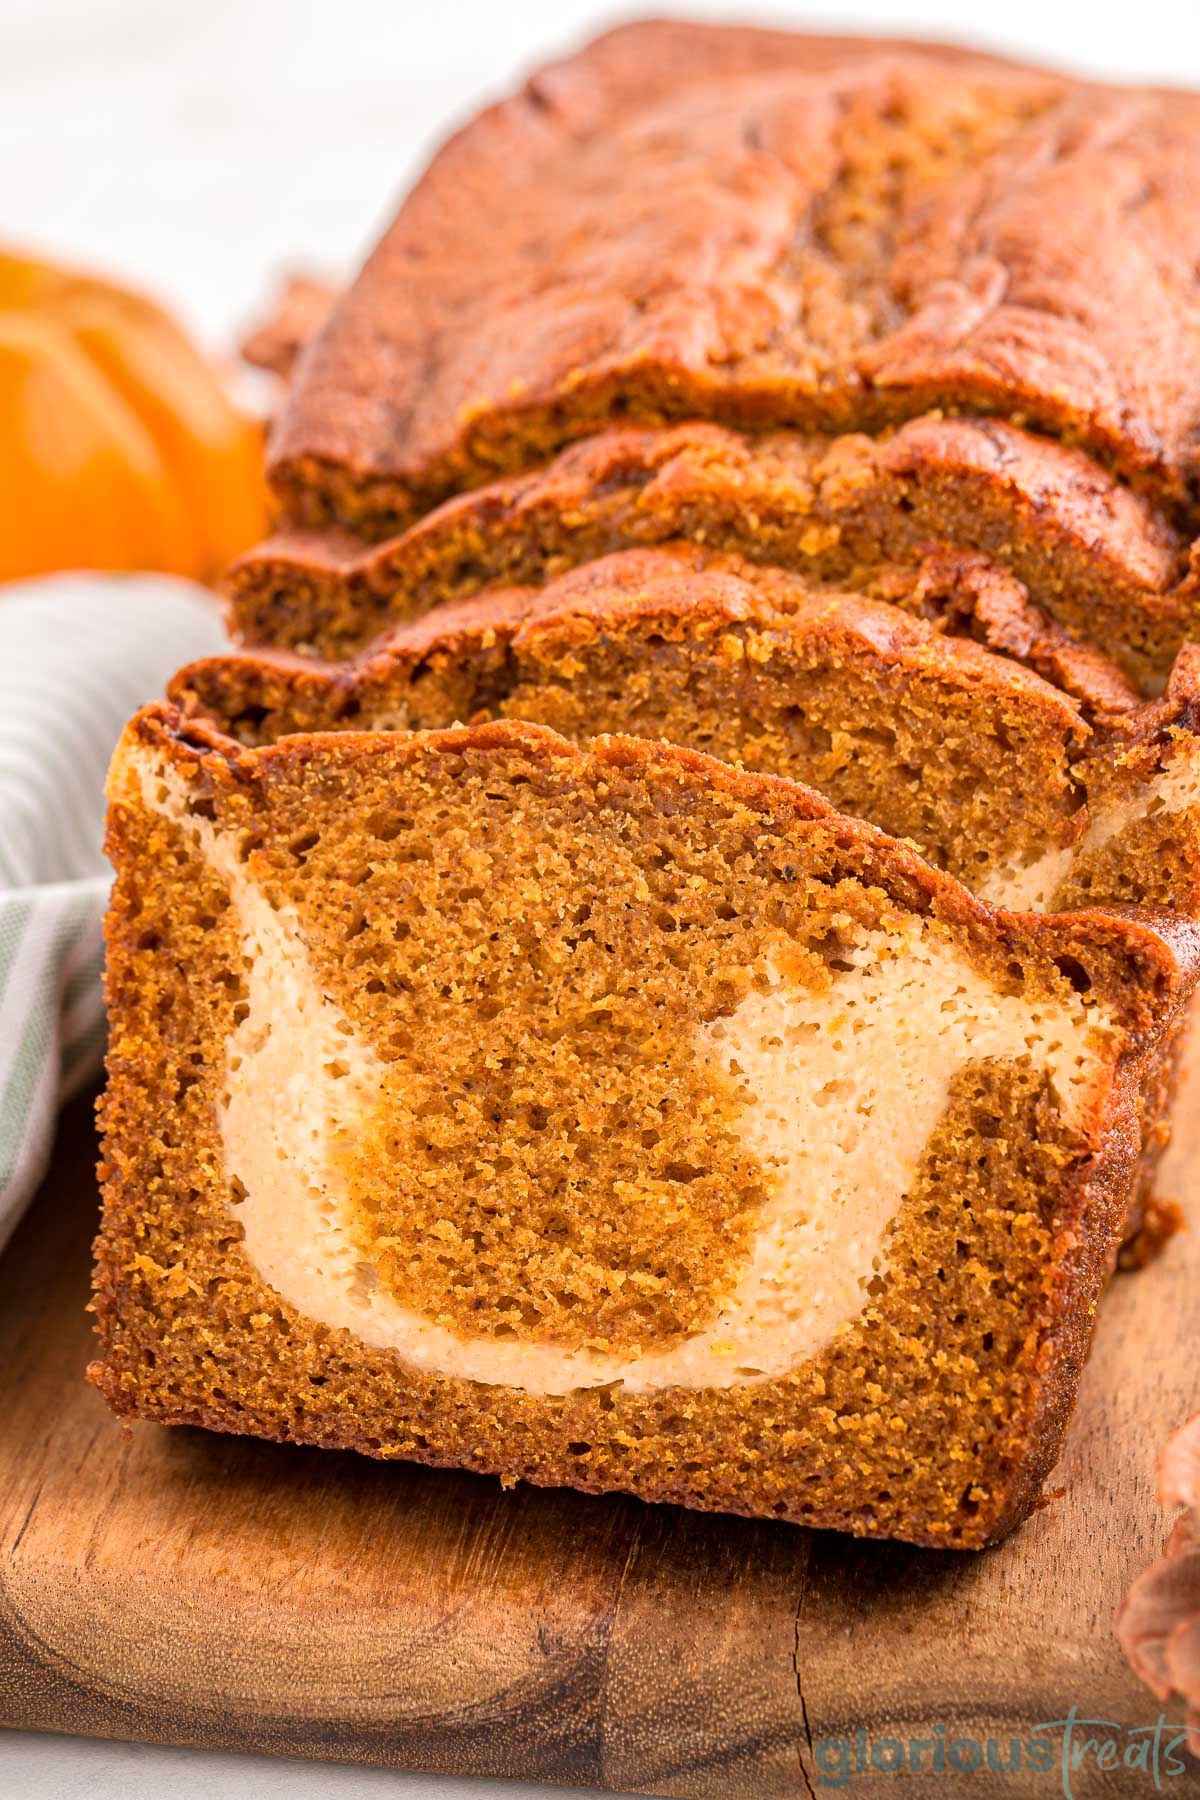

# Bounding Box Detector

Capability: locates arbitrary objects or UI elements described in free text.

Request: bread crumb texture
[92,712,1198,1547]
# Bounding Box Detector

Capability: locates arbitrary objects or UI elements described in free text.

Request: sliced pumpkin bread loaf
[92,707,1200,1546]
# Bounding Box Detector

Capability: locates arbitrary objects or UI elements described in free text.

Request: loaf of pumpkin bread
[91,23,1200,1543]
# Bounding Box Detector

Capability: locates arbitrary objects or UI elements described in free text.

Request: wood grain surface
[1,1067,1197,1797]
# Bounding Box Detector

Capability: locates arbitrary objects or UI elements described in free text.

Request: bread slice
[234,420,1197,686]
[93,705,1198,1547]
[181,545,1200,919]
[268,24,1200,535]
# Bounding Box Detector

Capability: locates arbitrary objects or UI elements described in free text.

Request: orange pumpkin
[0,249,266,584]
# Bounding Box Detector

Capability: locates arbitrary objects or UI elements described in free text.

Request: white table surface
[4,0,1200,1793]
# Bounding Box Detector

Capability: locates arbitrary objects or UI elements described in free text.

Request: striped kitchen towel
[0,574,226,1252]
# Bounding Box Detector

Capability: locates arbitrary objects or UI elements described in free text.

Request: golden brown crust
[92,707,1199,1547]
[238,416,1195,688]
[182,543,1200,918]
[268,26,1200,537]
[209,541,1093,728]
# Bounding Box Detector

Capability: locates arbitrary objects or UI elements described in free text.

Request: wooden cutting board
[1,1071,1197,1798]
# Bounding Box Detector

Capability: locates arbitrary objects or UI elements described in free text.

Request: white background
[4,1,1199,1794]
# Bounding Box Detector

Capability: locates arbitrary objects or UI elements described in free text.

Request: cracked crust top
[268,22,1200,535]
